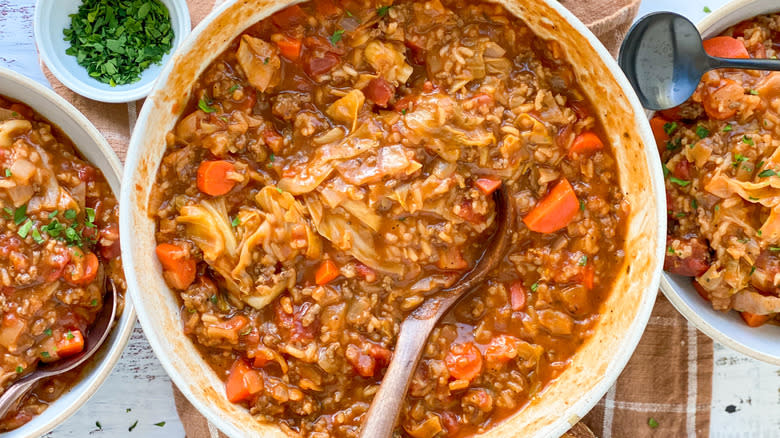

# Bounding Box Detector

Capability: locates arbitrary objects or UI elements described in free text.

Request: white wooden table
[0,0,778,436]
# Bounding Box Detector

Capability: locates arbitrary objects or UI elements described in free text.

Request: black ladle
[619,12,780,110]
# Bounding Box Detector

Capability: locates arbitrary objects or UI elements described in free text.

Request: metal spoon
[0,279,118,419]
[360,187,515,438]
[618,12,780,110]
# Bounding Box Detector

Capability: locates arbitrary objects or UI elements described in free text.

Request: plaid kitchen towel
[37,0,714,437]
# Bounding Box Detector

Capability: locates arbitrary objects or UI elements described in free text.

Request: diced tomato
[363,78,395,107]
[271,5,307,28]
[484,334,522,365]
[474,178,501,195]
[315,0,341,17]
[740,311,772,327]
[394,95,418,113]
[225,359,264,403]
[581,264,595,290]
[262,128,284,153]
[56,329,85,357]
[274,301,316,342]
[404,39,426,65]
[77,165,96,183]
[63,250,99,286]
[445,342,483,381]
[649,116,671,152]
[437,246,469,270]
[455,199,485,224]
[509,281,526,311]
[673,159,692,180]
[304,53,340,78]
[355,263,377,283]
[45,249,71,282]
[345,341,392,377]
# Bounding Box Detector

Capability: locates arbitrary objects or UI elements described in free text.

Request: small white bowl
[0,67,135,436]
[33,0,191,103]
[659,0,780,365]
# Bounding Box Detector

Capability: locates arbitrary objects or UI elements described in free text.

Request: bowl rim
[0,66,136,436]
[32,0,192,103]
[120,0,665,436]
[657,0,780,366]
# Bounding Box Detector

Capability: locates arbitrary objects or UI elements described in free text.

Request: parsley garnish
[210,295,218,304]
[154,421,166,427]
[228,84,240,93]
[670,177,690,187]
[45,328,52,337]
[31,228,44,244]
[15,366,23,373]
[86,207,96,224]
[269,153,275,162]
[722,124,733,132]
[750,265,756,276]
[377,5,392,16]
[231,217,240,227]
[62,0,174,86]
[579,199,585,211]
[662,164,670,178]
[96,421,103,430]
[749,89,759,95]
[198,98,216,113]
[48,210,59,219]
[17,220,32,238]
[530,282,539,292]
[40,351,50,358]
[579,255,587,266]
[13,204,27,225]
[129,420,138,432]
[743,135,754,145]
[329,29,345,45]
[733,154,747,167]
[67,330,75,340]
[695,125,710,139]
[91,298,98,306]
[759,169,777,178]
[666,138,682,150]
[691,199,698,210]
[648,417,659,428]
[65,209,77,220]
[663,122,678,135]
[771,247,780,252]
[4,169,10,177]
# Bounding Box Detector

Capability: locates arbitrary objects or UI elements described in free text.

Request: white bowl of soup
[120,0,665,436]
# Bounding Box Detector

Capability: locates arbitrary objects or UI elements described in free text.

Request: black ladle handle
[709,56,780,71]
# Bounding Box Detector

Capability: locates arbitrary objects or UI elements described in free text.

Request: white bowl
[120,0,665,436]
[33,0,191,103]
[0,67,135,436]
[659,0,780,365]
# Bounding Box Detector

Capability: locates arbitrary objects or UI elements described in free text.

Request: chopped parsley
[770,247,780,252]
[691,199,698,210]
[749,89,759,95]
[758,230,763,236]
[17,220,33,239]
[91,298,99,306]
[263,57,269,64]
[15,366,23,373]
[210,295,218,305]
[579,199,585,211]
[269,153,275,162]
[44,328,52,337]
[13,204,27,225]
[86,207,96,224]
[722,124,733,132]
[578,255,587,266]
[662,164,671,178]
[198,98,216,113]
[154,421,166,427]
[666,138,682,150]
[663,122,678,135]
[63,0,174,86]
[759,169,777,178]
[276,187,283,194]
[669,177,690,187]
[743,135,754,146]
[329,29,345,45]
[530,282,539,292]
[96,421,103,430]
[750,265,756,276]
[40,351,50,358]
[228,84,240,93]
[31,228,44,244]
[695,125,710,139]
[749,196,759,201]
[377,5,392,16]
[733,154,748,167]
[231,217,240,227]
[4,169,10,177]
[48,210,59,219]
[648,417,659,428]
[129,420,138,432]
[66,330,75,340]
[64,209,77,220]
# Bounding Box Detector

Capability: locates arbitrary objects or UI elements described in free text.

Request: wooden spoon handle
[359,315,439,438]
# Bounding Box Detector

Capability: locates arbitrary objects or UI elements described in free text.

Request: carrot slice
[582,264,595,290]
[315,260,339,285]
[740,311,772,328]
[225,359,264,403]
[649,116,671,151]
[63,251,99,286]
[475,178,501,195]
[57,329,85,357]
[568,131,604,157]
[273,34,302,61]
[445,342,483,381]
[523,178,579,233]
[702,36,750,59]
[155,243,197,290]
[484,334,522,364]
[197,160,237,196]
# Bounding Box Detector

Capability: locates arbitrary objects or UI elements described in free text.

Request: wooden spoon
[360,187,515,438]
[0,278,118,419]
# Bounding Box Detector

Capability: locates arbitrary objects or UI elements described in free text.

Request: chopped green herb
[231,217,240,227]
[228,84,240,93]
[269,153,275,162]
[738,238,749,243]
[377,5,392,16]
[154,421,166,427]
[401,108,407,115]
[329,29,345,45]
[64,209,77,220]
[240,326,252,336]
[210,295,218,305]
[670,177,690,187]
[13,204,27,225]
[648,417,659,428]
[758,230,763,236]
[666,138,682,150]
[276,187,283,194]
[129,420,138,432]
[2,207,12,218]
[578,255,587,266]
[579,199,585,211]
[263,57,269,64]
[32,228,44,244]
[715,205,720,212]
[759,169,777,178]
[733,154,748,167]
[749,89,759,95]
[44,328,52,337]
[663,122,678,136]
[40,351,50,359]
[91,298,98,307]
[15,366,23,373]
[667,246,676,255]
[67,330,75,340]
[722,124,733,132]
[743,135,754,145]
[758,161,765,168]
[770,247,780,252]
[4,169,10,177]
[749,196,759,201]
[86,207,96,224]
[96,421,103,430]
[126,408,132,413]
[750,265,756,276]
[530,282,539,292]
[43,219,65,238]
[198,98,216,113]
[676,212,686,218]
[695,125,710,139]
[48,210,59,219]
[662,164,670,178]
[17,220,33,239]
[10,112,17,118]
[63,0,174,86]
[691,199,698,210]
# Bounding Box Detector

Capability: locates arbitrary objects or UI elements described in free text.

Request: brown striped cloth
[38,0,713,437]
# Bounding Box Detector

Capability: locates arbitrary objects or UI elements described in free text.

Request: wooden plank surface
[0,0,778,436]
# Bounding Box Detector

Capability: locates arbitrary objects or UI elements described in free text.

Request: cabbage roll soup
[0,97,123,430]
[150,0,629,436]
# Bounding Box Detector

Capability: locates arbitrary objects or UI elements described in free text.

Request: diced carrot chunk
[56,329,85,357]
[523,178,579,233]
[702,36,750,59]
[155,243,197,290]
[740,311,772,327]
[568,131,604,157]
[475,178,501,195]
[225,359,264,403]
[315,260,339,285]
[197,160,237,196]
